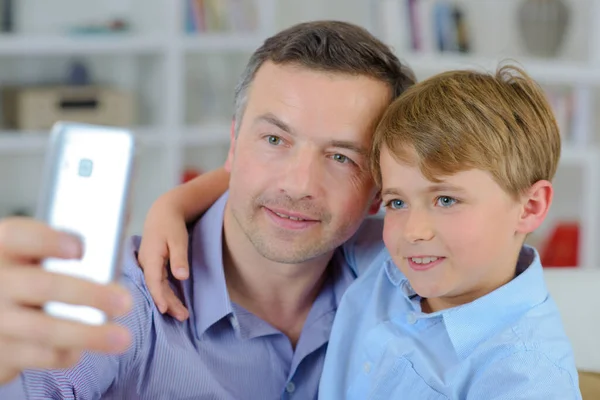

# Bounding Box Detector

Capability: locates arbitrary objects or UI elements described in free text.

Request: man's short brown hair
[233,20,416,134]
[371,65,561,198]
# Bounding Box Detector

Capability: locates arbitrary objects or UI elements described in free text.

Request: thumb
[167,228,190,281]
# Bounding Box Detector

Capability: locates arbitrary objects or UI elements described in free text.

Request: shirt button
[407,312,418,324]
[363,362,372,374]
[286,382,295,393]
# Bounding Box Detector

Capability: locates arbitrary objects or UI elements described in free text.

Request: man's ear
[516,180,553,234]
[224,120,236,172]
[368,190,382,215]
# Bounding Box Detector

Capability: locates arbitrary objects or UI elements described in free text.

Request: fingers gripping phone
[36,122,136,325]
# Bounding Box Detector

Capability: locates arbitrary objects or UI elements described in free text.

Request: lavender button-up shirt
[0,193,357,399]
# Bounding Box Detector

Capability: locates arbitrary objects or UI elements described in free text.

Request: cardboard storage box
[2,85,135,130]
[579,371,600,399]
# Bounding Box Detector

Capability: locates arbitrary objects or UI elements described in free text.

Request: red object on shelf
[540,221,579,268]
[181,167,202,184]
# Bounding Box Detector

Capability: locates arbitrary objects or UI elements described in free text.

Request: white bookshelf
[2,0,599,270]
[0,0,276,236]
[399,51,600,86]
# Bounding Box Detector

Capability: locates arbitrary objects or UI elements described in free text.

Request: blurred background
[0,0,598,383]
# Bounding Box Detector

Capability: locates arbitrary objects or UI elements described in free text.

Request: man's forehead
[251,61,391,97]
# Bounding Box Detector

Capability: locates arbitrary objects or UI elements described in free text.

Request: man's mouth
[266,207,317,222]
[272,211,308,221]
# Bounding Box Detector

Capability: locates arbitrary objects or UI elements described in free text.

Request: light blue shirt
[0,193,356,399]
[320,245,582,399]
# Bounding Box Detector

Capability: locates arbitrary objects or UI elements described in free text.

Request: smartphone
[36,122,136,325]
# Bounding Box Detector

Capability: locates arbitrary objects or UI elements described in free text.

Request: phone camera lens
[78,159,93,177]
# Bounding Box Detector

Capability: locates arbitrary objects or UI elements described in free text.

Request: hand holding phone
[0,218,132,384]
[0,122,135,383]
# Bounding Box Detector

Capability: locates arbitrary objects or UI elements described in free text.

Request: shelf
[400,52,600,86]
[182,33,265,52]
[0,128,165,153]
[0,35,166,56]
[560,146,600,166]
[183,124,231,146]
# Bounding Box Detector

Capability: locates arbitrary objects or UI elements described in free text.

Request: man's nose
[279,148,322,200]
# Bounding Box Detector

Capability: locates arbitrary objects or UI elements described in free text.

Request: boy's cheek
[382,216,403,254]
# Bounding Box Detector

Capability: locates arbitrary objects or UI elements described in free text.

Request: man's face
[226,61,390,264]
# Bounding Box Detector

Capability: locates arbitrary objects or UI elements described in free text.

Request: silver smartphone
[36,122,136,325]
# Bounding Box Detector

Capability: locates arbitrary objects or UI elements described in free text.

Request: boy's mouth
[406,256,446,271]
[409,256,439,264]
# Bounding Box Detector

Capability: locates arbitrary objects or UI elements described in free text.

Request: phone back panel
[36,122,136,325]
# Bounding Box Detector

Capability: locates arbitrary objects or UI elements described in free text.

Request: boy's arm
[0,238,153,399]
[137,167,229,321]
[466,351,581,400]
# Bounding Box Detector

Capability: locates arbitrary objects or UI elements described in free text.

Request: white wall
[545,269,600,371]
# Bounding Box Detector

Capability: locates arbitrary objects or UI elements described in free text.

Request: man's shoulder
[118,235,160,315]
[121,236,150,288]
[341,216,387,277]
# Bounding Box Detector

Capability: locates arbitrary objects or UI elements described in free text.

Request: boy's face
[379,146,532,311]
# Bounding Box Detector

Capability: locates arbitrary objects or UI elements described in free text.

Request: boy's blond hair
[371,65,561,198]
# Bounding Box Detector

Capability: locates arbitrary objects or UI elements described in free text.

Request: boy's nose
[403,210,435,243]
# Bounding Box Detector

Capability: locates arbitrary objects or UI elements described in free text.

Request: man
[0,21,414,398]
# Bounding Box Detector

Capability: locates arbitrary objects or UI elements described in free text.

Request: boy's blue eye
[437,196,457,207]
[388,199,406,209]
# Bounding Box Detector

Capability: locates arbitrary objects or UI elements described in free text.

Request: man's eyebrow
[327,140,369,157]
[253,113,295,135]
[254,114,367,156]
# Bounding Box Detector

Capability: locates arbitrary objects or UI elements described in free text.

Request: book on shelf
[185,0,259,34]
[377,0,471,54]
[543,85,591,147]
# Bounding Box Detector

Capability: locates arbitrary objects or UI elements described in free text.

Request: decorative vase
[517,0,570,58]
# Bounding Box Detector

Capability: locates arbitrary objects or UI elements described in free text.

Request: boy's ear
[224,120,236,173]
[368,191,382,215]
[516,180,553,234]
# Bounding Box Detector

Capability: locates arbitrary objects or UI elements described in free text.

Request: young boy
[319,65,581,399]
[137,65,581,398]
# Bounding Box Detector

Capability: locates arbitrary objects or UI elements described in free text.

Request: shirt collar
[384,245,548,359]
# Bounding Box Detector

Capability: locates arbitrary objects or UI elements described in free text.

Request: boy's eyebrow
[381,184,466,198]
[426,183,467,194]
[381,187,405,197]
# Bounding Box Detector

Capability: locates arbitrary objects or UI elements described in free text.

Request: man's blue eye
[333,154,349,163]
[267,135,281,145]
